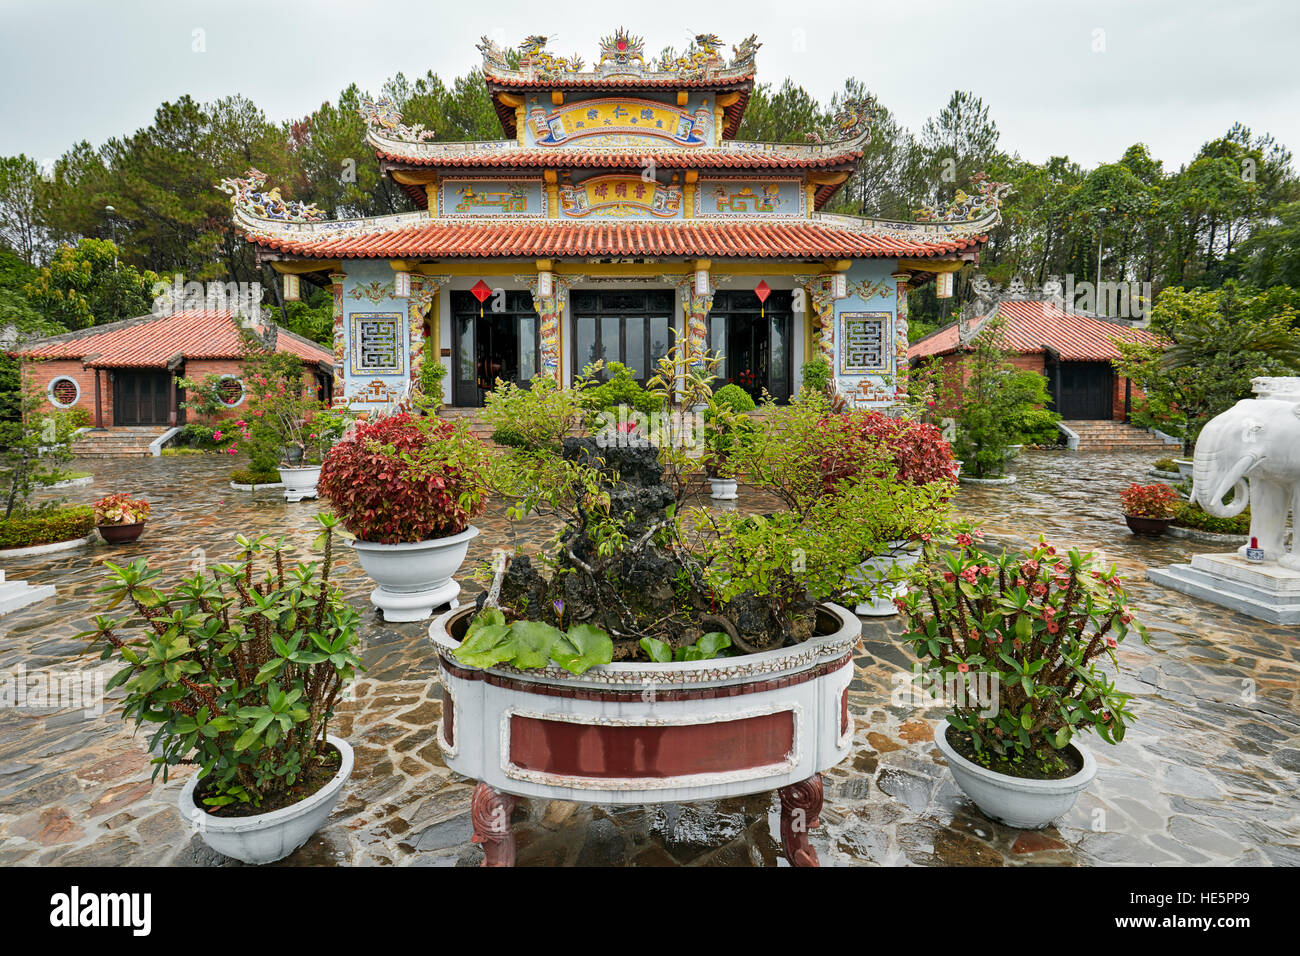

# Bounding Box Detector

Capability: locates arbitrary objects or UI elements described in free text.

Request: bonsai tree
[318,412,490,544]
[82,515,362,810]
[899,527,1149,777]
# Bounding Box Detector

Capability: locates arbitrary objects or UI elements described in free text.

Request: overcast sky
[2,0,1296,171]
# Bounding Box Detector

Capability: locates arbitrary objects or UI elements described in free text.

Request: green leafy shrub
[1009,406,1063,445]
[901,529,1149,777]
[483,375,584,451]
[1153,457,1179,472]
[711,382,757,413]
[58,407,93,429]
[1173,501,1250,535]
[0,504,94,548]
[454,607,614,675]
[83,515,362,810]
[230,468,281,486]
[579,361,663,427]
[800,357,832,396]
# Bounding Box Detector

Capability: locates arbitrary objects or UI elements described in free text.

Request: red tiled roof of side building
[245,219,986,260]
[14,309,334,369]
[375,145,863,171]
[908,299,1161,362]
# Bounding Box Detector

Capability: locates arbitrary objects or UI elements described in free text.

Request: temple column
[329,272,347,406]
[682,262,715,362]
[520,265,567,380]
[892,272,911,403]
[407,274,450,393]
[798,274,839,369]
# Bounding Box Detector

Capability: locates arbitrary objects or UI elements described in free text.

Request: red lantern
[471,279,492,317]
[754,279,771,317]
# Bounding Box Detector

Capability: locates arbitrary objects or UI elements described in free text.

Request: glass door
[450,291,540,406]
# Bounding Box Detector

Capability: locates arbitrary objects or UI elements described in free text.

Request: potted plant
[82,515,362,864]
[703,382,755,500]
[319,412,490,622]
[1120,482,1179,535]
[431,342,870,866]
[238,359,350,503]
[93,493,151,544]
[899,528,1149,829]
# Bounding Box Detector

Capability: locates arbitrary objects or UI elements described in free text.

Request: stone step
[0,578,57,615]
[1147,560,1300,625]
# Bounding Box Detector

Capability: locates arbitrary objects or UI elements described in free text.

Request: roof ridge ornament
[916,172,1012,226]
[598,27,646,75]
[729,34,761,71]
[356,95,436,143]
[218,168,324,223]
[519,35,584,77]
[807,96,881,146]
[659,34,725,78]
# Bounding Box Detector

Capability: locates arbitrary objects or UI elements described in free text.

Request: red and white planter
[429,601,861,867]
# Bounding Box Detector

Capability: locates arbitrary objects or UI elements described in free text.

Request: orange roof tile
[908,299,1159,362]
[375,145,862,171]
[15,309,334,369]
[246,219,984,260]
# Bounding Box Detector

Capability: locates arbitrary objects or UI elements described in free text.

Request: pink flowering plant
[898,523,1150,778]
[233,361,349,469]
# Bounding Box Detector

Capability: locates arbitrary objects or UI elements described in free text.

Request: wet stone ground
[0,450,1297,867]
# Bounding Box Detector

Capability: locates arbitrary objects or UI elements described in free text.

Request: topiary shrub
[711,382,757,414]
[319,413,490,544]
[1173,500,1251,535]
[230,468,281,486]
[580,362,664,426]
[0,504,94,548]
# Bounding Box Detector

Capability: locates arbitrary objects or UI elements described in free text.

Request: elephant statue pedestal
[1147,376,1300,624]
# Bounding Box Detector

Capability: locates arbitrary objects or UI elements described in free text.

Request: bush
[824,410,957,488]
[230,468,281,486]
[58,407,93,429]
[1009,406,1063,446]
[0,505,94,548]
[1120,483,1179,519]
[901,530,1149,776]
[484,375,583,452]
[319,413,490,543]
[800,357,832,396]
[1173,501,1250,535]
[1153,457,1179,472]
[711,382,757,414]
[580,362,664,424]
[83,515,362,811]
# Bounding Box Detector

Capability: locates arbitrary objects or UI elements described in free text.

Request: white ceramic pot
[853,540,922,616]
[934,724,1096,829]
[178,734,353,864]
[278,465,321,503]
[1174,458,1195,479]
[351,525,479,622]
[709,477,738,500]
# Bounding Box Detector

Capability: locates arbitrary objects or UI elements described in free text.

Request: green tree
[23,238,158,330]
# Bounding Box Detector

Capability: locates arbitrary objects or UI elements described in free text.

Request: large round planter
[278,465,321,503]
[1124,514,1173,535]
[1173,458,1194,479]
[178,735,352,865]
[429,601,862,866]
[97,522,145,544]
[853,540,922,616]
[708,477,738,501]
[935,724,1095,829]
[351,526,479,622]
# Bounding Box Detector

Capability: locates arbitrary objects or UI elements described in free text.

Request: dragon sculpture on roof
[806,96,881,145]
[477,34,512,72]
[519,35,584,76]
[729,34,761,70]
[597,27,646,71]
[659,34,724,76]
[218,168,323,222]
[356,96,436,143]
[916,172,1013,224]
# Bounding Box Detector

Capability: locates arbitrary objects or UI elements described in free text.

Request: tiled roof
[15,309,334,369]
[908,298,1159,362]
[244,219,986,260]
[486,72,755,90]
[374,144,862,171]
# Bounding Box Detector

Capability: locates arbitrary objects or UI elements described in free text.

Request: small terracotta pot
[98,522,146,544]
[1124,514,1172,535]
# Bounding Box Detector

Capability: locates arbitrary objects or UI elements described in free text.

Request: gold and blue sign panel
[695,178,806,219]
[558,176,683,218]
[839,312,891,374]
[440,179,547,217]
[349,312,404,376]
[528,98,710,147]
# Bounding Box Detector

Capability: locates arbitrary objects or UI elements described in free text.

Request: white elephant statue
[1190,376,1300,569]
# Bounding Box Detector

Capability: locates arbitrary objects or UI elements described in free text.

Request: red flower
[943,572,956,583]
[956,533,973,547]
[957,662,969,673]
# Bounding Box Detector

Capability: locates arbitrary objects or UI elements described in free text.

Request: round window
[48,376,80,408]
[217,376,245,406]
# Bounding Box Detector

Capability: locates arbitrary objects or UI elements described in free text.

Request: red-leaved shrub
[1120,483,1178,519]
[318,413,490,544]
[820,411,956,490]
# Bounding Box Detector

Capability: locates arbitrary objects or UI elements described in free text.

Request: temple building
[226,30,1007,411]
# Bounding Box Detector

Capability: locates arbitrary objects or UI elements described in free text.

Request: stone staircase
[0,569,55,615]
[436,408,498,444]
[1066,420,1173,453]
[71,426,167,458]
